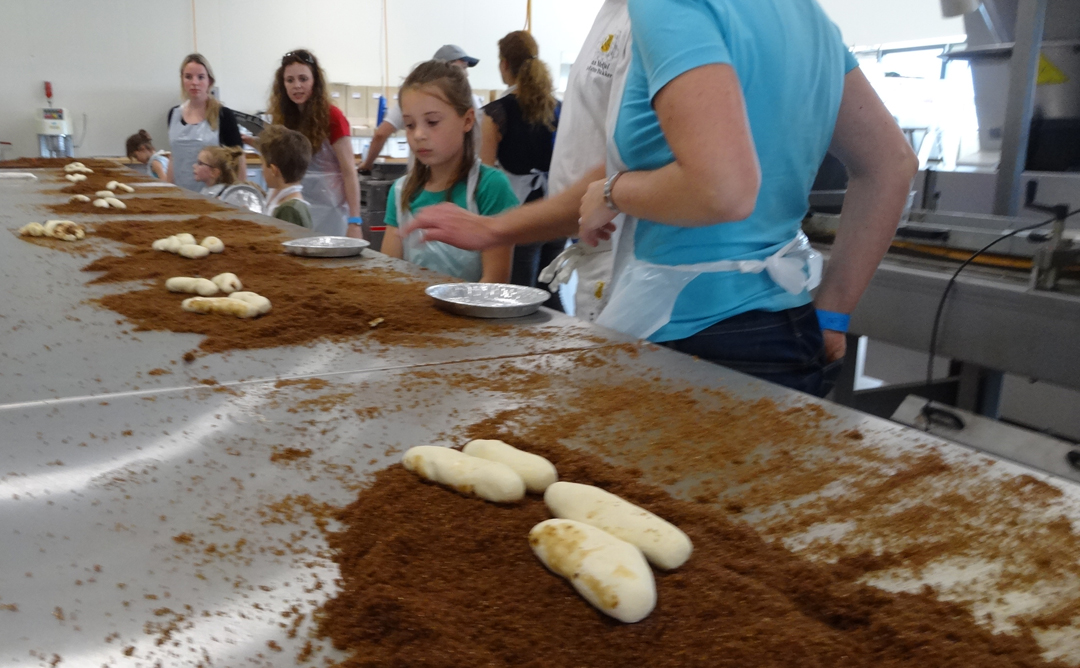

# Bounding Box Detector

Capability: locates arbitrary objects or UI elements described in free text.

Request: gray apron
[301,141,348,237]
[395,160,484,282]
[168,102,220,192]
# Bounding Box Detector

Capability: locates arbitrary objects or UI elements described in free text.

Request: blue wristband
[348,216,363,225]
[816,309,850,333]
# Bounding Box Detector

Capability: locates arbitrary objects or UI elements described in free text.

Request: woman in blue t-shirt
[575,0,919,397]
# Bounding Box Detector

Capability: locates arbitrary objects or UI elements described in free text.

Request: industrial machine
[38,82,73,158]
[807,0,1080,464]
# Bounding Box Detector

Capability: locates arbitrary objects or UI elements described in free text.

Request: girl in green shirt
[382,61,517,283]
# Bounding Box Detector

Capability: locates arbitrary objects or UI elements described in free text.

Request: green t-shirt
[385,165,519,227]
[273,198,313,229]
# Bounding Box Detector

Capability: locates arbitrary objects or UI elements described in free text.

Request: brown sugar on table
[0,157,128,169]
[317,440,1068,668]
[82,217,528,355]
[48,197,232,216]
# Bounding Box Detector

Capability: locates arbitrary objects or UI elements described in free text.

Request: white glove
[537,243,588,293]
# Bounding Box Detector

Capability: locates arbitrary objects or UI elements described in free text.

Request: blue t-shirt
[615,0,859,342]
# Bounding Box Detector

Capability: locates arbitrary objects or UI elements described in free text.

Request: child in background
[125,130,169,180]
[382,60,517,283]
[258,125,314,228]
[192,146,243,197]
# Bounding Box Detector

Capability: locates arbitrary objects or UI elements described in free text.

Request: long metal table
[3,170,1080,666]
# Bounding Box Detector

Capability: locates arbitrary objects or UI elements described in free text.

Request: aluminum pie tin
[282,236,370,258]
[425,283,550,318]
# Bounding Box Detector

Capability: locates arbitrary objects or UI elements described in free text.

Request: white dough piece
[43,220,62,236]
[178,244,210,259]
[50,221,84,241]
[63,163,82,173]
[181,297,260,318]
[92,198,110,208]
[95,190,113,198]
[227,291,271,315]
[165,276,219,296]
[544,482,693,570]
[401,445,525,503]
[199,236,225,253]
[19,222,46,237]
[106,181,119,190]
[210,273,242,294]
[70,194,91,203]
[462,439,557,494]
[152,236,182,253]
[175,233,197,246]
[65,174,87,182]
[116,183,135,193]
[104,197,126,209]
[529,519,656,623]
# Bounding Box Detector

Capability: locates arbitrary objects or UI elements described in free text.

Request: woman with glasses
[167,53,246,192]
[267,49,362,238]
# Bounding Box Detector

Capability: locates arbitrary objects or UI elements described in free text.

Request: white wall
[818,0,966,46]
[0,0,601,159]
[1,0,957,160]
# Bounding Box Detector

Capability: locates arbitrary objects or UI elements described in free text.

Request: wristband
[603,172,624,212]
[347,216,363,225]
[816,309,850,333]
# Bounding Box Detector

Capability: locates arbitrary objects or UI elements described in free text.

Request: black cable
[925,207,1080,390]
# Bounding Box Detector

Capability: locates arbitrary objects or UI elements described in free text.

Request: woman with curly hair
[481,31,562,300]
[268,49,362,238]
[167,53,246,192]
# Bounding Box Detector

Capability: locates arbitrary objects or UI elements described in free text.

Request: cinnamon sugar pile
[318,439,1066,667]
[82,217,527,355]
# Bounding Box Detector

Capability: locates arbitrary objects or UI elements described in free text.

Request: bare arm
[480,116,500,166]
[402,164,605,250]
[815,68,919,360]
[151,159,167,180]
[238,152,248,182]
[579,63,760,242]
[479,246,513,283]
[381,226,403,259]
[359,121,396,171]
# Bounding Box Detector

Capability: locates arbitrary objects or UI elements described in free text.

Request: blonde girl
[382,60,518,283]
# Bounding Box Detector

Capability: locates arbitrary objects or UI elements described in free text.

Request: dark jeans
[660,304,843,398]
[511,239,567,312]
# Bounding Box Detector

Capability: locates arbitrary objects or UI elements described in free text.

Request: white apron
[302,140,349,237]
[541,0,632,321]
[168,102,219,192]
[594,87,823,342]
[394,160,484,282]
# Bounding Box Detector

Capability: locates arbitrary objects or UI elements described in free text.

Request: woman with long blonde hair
[267,49,362,238]
[166,53,246,191]
[481,31,563,302]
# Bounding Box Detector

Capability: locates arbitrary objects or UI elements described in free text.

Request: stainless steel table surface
[0,174,607,406]
[3,169,1080,666]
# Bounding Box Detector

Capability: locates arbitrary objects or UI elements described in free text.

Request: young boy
[258,126,314,228]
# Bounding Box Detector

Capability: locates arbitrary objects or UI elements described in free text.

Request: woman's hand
[578,178,617,247]
[404,202,500,250]
[823,329,847,363]
[345,223,365,240]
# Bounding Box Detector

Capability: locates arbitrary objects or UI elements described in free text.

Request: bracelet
[816,309,850,333]
[603,172,625,212]
[347,217,363,225]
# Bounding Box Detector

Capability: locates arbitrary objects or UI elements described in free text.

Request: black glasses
[283,50,315,66]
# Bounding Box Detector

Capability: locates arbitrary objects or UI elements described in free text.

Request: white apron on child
[265,184,307,217]
[394,160,485,282]
[168,102,220,193]
[302,140,349,237]
[593,87,823,341]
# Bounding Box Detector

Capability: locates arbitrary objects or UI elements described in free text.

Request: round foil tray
[425,283,550,318]
[282,236,370,258]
